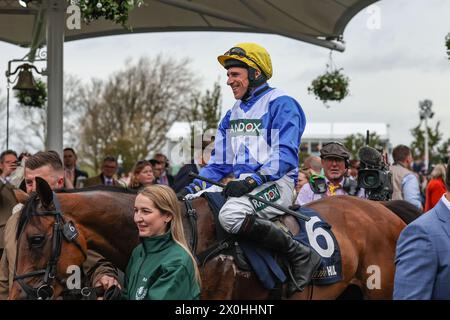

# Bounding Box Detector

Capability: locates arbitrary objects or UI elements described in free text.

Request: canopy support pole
[45,0,65,156]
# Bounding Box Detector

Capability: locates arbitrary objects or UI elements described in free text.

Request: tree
[437,137,450,163]
[182,80,222,160]
[409,121,442,162]
[343,132,385,159]
[184,80,222,131]
[78,56,198,173]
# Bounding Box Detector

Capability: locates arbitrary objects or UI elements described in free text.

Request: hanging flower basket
[308,69,350,103]
[76,0,144,27]
[15,79,47,108]
[446,33,450,59]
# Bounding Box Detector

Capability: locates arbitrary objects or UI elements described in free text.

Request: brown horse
[9,179,417,300]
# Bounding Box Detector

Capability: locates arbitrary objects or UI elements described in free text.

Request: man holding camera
[0,150,19,258]
[296,142,365,206]
[0,150,18,185]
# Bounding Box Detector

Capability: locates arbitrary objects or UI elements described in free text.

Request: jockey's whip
[188,172,310,222]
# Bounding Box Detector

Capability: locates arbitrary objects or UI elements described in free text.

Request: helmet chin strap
[242,68,267,101]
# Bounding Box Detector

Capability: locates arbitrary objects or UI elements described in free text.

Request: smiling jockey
[177,43,321,296]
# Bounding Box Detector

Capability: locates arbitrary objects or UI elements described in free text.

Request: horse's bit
[13,194,87,300]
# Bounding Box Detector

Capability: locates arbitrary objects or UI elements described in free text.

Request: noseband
[14,194,87,300]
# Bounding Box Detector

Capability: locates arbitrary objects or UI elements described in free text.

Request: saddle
[196,193,342,294]
[197,193,300,282]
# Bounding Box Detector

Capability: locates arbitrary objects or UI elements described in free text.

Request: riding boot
[238,215,322,296]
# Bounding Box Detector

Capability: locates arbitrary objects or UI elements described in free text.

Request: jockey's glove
[176,188,191,200]
[223,176,259,198]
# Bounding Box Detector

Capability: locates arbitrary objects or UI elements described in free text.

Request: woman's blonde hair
[430,163,447,181]
[129,160,152,189]
[138,185,201,285]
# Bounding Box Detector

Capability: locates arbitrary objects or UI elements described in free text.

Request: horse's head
[10,177,88,300]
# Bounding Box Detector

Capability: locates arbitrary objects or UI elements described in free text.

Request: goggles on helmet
[223,47,264,75]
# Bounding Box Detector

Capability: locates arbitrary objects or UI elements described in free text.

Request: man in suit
[84,156,124,187]
[63,148,88,188]
[394,159,450,299]
[0,180,17,258]
[0,150,18,185]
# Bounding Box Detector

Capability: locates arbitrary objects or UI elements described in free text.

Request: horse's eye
[28,235,46,248]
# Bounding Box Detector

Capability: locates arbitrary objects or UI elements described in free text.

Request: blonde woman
[424,163,447,211]
[122,185,201,300]
[128,160,155,190]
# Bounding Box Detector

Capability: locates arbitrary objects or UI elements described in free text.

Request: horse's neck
[60,191,139,271]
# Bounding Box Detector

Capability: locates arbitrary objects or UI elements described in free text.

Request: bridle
[14,193,87,300]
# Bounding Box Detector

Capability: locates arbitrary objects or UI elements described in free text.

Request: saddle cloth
[201,192,342,290]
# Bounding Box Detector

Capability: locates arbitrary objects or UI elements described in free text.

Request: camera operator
[296,142,365,206]
[390,145,422,210]
[357,145,393,201]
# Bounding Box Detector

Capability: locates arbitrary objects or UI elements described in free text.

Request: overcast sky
[1,0,449,153]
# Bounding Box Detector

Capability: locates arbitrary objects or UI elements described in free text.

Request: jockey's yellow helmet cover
[217,42,273,80]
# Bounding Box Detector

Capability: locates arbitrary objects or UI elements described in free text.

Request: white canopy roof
[0,0,378,51]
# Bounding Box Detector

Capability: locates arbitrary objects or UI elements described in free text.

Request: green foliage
[308,69,349,103]
[343,132,385,159]
[410,122,442,160]
[184,80,222,153]
[200,82,222,131]
[77,0,144,27]
[15,79,47,108]
[299,151,310,166]
[436,137,450,163]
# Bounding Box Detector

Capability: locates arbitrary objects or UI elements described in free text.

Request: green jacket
[123,231,200,300]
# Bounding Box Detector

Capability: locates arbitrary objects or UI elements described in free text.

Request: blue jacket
[394,196,450,299]
[187,84,306,192]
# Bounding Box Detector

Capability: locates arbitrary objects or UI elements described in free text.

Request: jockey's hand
[223,177,258,198]
[176,188,191,200]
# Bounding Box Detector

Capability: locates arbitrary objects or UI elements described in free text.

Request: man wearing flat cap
[296,142,365,205]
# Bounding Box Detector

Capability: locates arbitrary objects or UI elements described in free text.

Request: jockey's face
[134,194,172,237]
[322,157,346,183]
[227,67,249,100]
[24,165,64,193]
[137,165,154,186]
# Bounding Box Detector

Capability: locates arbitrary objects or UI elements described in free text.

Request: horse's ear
[35,177,53,208]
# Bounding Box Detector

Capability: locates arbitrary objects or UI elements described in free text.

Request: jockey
[177,42,321,296]
[296,142,366,206]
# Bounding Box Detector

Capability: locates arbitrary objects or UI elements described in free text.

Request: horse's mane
[16,187,137,240]
[16,193,38,240]
[381,200,423,225]
[55,185,138,195]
